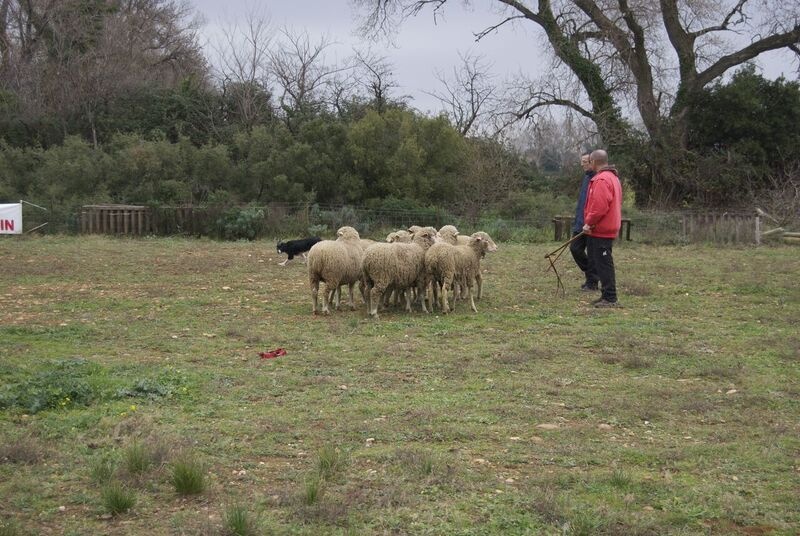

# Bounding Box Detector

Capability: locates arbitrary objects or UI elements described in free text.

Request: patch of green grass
[1,237,798,534]
[122,441,153,475]
[303,475,324,505]
[100,482,136,516]
[170,454,205,495]
[0,359,101,413]
[609,468,632,489]
[0,521,22,536]
[223,504,260,536]
[89,457,116,484]
[316,444,347,480]
[394,447,435,477]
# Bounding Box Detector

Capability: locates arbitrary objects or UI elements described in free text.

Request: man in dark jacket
[582,149,622,307]
[570,152,598,291]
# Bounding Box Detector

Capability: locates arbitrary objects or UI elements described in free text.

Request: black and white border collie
[276,237,322,266]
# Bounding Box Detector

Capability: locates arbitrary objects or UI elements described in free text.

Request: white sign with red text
[0,203,22,234]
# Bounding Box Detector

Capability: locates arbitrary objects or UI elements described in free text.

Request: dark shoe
[581,283,599,292]
[594,299,622,308]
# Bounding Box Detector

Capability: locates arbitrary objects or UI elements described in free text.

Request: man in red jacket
[582,149,622,307]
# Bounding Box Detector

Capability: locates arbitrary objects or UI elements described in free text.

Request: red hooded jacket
[583,166,622,239]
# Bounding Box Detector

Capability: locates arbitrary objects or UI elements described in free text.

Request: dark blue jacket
[573,170,595,233]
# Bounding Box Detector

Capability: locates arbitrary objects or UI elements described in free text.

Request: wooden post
[755,216,761,246]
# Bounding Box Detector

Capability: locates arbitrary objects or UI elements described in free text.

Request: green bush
[216,206,266,240]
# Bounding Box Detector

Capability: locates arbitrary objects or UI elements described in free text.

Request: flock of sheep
[307,225,498,318]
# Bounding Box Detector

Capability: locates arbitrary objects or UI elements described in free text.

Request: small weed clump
[568,509,606,536]
[303,475,324,505]
[100,482,136,515]
[610,469,632,489]
[622,355,652,369]
[223,504,260,536]
[0,521,21,536]
[396,448,436,477]
[317,444,346,480]
[123,442,153,475]
[171,454,206,495]
[89,457,116,483]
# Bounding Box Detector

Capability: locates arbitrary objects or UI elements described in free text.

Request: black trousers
[569,232,598,287]
[587,236,617,302]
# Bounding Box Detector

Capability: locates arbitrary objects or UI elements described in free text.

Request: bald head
[590,150,608,167]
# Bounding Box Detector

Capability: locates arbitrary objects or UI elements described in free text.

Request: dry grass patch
[0,435,46,465]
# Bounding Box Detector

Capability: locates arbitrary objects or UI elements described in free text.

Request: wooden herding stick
[544,231,585,297]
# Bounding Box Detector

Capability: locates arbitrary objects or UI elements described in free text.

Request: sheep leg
[347,283,356,310]
[467,283,477,313]
[441,277,451,314]
[383,288,393,308]
[358,280,367,303]
[369,285,386,318]
[326,284,339,315]
[404,289,412,313]
[311,279,320,315]
[363,281,373,312]
[334,286,343,310]
[476,272,483,300]
[321,283,334,315]
[417,281,429,313]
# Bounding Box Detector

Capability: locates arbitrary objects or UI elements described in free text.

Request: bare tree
[458,138,526,221]
[269,27,349,125]
[355,0,800,203]
[427,51,499,136]
[1,0,207,144]
[213,8,275,130]
[353,49,399,113]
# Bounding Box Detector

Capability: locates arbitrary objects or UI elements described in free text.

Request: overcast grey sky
[188,0,797,115]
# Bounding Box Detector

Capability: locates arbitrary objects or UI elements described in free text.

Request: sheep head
[470,232,498,253]
[438,225,459,245]
[411,227,438,249]
[387,229,412,243]
[336,226,360,241]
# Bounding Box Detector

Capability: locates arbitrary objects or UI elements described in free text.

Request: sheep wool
[438,225,460,245]
[386,230,412,243]
[363,227,438,318]
[425,240,459,313]
[307,226,364,315]
[453,232,497,311]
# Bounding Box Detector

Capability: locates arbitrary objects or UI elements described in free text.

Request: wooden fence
[680,211,757,244]
[77,204,771,245]
[80,205,151,235]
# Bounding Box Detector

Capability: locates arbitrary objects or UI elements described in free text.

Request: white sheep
[438,225,460,245]
[454,232,497,311]
[425,241,458,313]
[386,230,412,243]
[362,227,439,317]
[307,226,364,315]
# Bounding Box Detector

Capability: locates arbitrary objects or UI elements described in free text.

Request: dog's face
[276,242,285,254]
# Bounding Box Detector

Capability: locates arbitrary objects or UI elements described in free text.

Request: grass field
[1,235,798,535]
